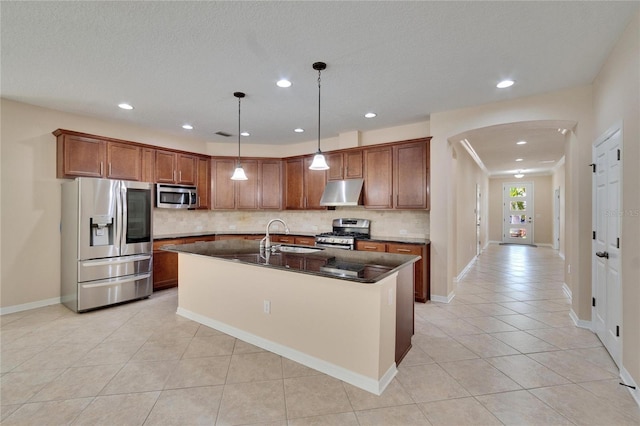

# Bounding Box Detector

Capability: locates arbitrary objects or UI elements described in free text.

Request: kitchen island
[167,240,419,395]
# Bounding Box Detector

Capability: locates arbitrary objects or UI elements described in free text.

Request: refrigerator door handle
[81,255,152,267]
[119,182,126,251]
[81,273,151,288]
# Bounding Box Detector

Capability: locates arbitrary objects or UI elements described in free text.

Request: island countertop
[163,239,420,284]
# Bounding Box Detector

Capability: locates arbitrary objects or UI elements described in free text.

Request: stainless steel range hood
[319,178,364,207]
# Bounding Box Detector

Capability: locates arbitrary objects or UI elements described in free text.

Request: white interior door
[476,184,481,255]
[502,182,534,245]
[553,188,560,250]
[592,126,622,366]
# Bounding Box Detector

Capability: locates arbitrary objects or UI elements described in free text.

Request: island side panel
[177,252,396,381]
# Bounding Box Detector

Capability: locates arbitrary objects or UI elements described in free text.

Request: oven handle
[314,242,353,250]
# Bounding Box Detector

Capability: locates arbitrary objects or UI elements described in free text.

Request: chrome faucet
[260,218,290,250]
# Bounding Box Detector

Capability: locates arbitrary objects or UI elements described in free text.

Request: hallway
[1,244,639,424]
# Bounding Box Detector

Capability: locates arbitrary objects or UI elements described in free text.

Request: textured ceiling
[1,1,637,176]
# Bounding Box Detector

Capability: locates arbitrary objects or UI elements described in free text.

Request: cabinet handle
[100,162,103,175]
[173,170,176,181]
[396,248,411,253]
[364,245,378,250]
[109,163,112,176]
[179,170,182,181]
[389,194,392,206]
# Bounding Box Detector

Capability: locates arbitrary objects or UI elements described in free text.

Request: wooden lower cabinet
[357,240,430,302]
[152,236,216,290]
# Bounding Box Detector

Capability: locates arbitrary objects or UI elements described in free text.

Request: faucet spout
[262,218,290,250]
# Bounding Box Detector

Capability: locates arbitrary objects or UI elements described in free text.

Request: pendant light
[231,91,248,180]
[308,61,330,170]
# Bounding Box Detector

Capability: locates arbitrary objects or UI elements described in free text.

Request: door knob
[595,251,609,259]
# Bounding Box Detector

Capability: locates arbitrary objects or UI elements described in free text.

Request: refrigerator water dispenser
[90,215,113,246]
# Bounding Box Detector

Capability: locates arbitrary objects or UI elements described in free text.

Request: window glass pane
[510,187,526,197]
[510,201,526,211]
[509,228,527,239]
[510,214,526,224]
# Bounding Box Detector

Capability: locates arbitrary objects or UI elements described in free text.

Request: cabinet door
[259,160,282,209]
[152,238,183,291]
[177,154,197,185]
[363,146,393,208]
[196,157,210,209]
[304,156,327,209]
[107,142,141,181]
[141,148,155,182]
[155,150,177,183]
[285,158,305,209]
[345,150,363,179]
[388,243,427,302]
[236,160,258,209]
[327,152,344,181]
[59,134,106,178]
[394,141,428,209]
[212,159,236,209]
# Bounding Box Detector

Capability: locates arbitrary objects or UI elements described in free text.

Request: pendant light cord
[237,95,241,161]
[317,69,321,152]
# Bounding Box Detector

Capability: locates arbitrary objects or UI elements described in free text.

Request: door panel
[502,182,534,244]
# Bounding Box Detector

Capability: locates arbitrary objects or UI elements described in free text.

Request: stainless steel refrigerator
[61,178,153,312]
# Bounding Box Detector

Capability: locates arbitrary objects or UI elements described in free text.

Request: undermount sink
[277,245,323,254]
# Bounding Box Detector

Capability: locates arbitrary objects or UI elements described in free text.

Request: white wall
[551,158,566,258]
[592,11,640,389]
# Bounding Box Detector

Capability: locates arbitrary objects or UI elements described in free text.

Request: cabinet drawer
[387,243,422,256]
[182,235,216,244]
[294,236,315,246]
[356,241,387,252]
[275,235,295,244]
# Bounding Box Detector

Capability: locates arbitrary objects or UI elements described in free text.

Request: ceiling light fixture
[276,79,292,88]
[515,158,523,162]
[240,131,250,137]
[514,171,525,178]
[118,103,134,110]
[309,61,329,170]
[364,112,377,118]
[294,128,304,133]
[231,92,248,181]
[496,79,515,89]
[182,124,193,130]
[516,140,527,145]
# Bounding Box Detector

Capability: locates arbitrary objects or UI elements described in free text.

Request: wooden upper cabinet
[56,133,106,178]
[177,153,197,185]
[106,142,141,181]
[285,158,305,209]
[155,150,177,183]
[303,156,327,210]
[211,158,259,210]
[196,157,210,209]
[327,150,363,181]
[363,146,393,209]
[259,160,282,209]
[236,160,259,209]
[394,141,429,209]
[141,148,155,182]
[212,158,236,209]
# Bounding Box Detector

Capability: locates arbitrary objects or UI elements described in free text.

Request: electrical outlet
[263,300,271,314]
[399,229,408,235]
[229,224,236,230]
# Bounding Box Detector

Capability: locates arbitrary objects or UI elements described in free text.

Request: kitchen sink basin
[277,245,323,254]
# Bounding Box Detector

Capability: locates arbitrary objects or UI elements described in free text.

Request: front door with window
[503,182,534,245]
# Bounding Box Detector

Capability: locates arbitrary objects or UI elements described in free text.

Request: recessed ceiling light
[515,158,523,162]
[240,131,250,137]
[540,160,555,164]
[364,112,377,118]
[118,103,134,110]
[294,128,304,133]
[276,79,292,88]
[516,140,527,145]
[497,79,515,89]
[182,124,193,130]
[514,173,524,178]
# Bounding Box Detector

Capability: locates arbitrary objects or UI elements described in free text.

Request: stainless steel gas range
[315,218,370,250]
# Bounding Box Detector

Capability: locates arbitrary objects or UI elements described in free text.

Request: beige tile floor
[2,244,639,425]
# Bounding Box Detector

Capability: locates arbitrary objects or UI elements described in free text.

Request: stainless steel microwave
[155,184,198,209]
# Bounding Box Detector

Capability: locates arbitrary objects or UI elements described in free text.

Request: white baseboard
[176,307,396,395]
[0,297,61,316]
[430,291,455,304]
[455,256,477,282]
[562,283,572,300]
[620,366,640,408]
[569,309,592,330]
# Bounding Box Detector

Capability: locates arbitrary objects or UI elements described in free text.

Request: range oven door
[314,242,353,250]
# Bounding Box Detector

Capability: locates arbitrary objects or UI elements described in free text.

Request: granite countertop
[162,239,420,284]
[154,231,429,245]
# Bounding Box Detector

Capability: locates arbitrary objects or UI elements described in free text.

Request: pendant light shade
[308,61,329,171]
[231,91,248,181]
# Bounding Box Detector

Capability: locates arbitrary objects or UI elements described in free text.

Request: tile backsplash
[153,208,429,239]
